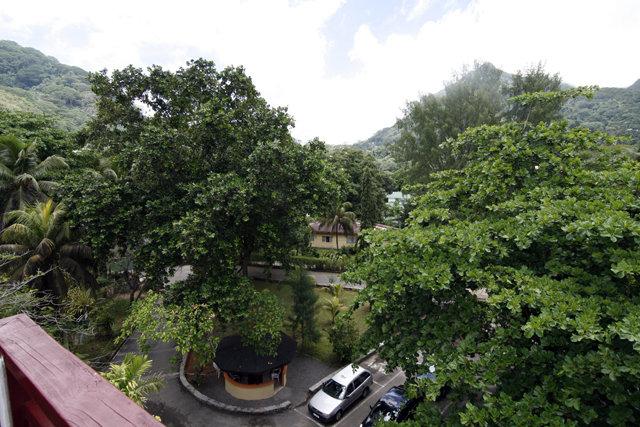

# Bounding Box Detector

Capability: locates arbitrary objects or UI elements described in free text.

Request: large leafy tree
[390,61,504,185]
[65,60,341,359]
[359,166,385,230]
[503,61,565,124]
[63,60,341,284]
[343,88,640,426]
[330,147,390,216]
[0,200,96,300]
[0,135,69,215]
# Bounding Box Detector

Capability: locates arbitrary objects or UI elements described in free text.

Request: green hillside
[562,86,640,144]
[351,72,640,161]
[0,40,95,132]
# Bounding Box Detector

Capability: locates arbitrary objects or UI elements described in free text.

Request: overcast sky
[1,0,639,145]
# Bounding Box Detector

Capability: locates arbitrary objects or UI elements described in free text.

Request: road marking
[294,407,324,427]
[336,370,406,427]
[441,401,453,415]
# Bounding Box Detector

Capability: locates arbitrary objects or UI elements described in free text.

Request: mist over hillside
[343,66,639,170]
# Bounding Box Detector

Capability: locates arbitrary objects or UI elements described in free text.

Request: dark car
[359,386,422,427]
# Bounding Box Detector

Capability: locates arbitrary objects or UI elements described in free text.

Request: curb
[178,354,291,414]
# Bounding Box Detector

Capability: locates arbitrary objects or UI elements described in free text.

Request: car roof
[333,364,368,386]
[378,386,407,408]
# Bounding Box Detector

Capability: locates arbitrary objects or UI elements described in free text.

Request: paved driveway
[116,336,406,427]
[119,266,376,426]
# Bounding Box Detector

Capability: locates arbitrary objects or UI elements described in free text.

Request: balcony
[0,314,163,427]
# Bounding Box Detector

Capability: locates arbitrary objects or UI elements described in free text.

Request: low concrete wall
[179,354,291,414]
[224,373,274,400]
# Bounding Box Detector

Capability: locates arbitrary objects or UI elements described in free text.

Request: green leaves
[344,116,640,426]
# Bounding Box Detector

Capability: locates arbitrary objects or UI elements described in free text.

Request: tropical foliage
[343,89,640,426]
[101,353,166,409]
[0,200,96,300]
[563,86,640,144]
[121,282,285,365]
[0,135,69,215]
[390,61,505,185]
[285,266,321,352]
[61,60,342,287]
[318,201,356,250]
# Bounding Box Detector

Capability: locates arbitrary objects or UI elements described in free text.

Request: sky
[1,0,639,145]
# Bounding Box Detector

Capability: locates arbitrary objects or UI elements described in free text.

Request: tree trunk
[240,241,251,277]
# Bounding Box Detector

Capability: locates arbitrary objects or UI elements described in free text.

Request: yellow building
[309,221,395,249]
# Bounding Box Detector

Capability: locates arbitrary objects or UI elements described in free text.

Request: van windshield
[322,379,345,399]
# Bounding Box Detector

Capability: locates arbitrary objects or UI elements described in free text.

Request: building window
[322,236,332,243]
[310,234,314,242]
[346,237,356,244]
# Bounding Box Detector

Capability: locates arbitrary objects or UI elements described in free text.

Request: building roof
[213,331,297,375]
[310,221,396,234]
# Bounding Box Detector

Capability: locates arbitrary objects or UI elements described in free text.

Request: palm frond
[135,373,167,398]
[8,263,27,283]
[59,256,83,279]
[1,223,38,247]
[23,254,44,277]
[13,173,40,193]
[0,244,31,255]
[14,145,39,175]
[59,257,97,290]
[84,169,105,181]
[32,155,69,179]
[0,135,23,165]
[37,180,60,193]
[0,163,15,181]
[46,268,68,300]
[59,242,94,263]
[53,222,71,246]
[102,353,166,408]
[35,238,55,259]
[101,168,118,181]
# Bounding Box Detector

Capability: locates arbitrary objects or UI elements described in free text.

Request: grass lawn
[253,279,369,367]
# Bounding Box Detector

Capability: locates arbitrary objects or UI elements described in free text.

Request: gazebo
[213,331,297,400]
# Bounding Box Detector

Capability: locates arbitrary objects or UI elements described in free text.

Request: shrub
[328,318,360,362]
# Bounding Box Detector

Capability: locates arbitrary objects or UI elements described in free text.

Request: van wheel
[335,410,343,422]
[362,387,369,398]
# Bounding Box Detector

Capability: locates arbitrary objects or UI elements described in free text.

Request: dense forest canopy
[562,87,640,143]
[0,40,96,132]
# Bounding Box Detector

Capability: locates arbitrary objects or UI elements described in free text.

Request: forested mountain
[0,41,95,132]
[349,68,640,167]
[562,86,640,144]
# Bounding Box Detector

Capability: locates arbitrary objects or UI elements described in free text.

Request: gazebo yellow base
[224,372,274,400]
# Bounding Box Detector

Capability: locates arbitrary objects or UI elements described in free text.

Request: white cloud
[0,0,638,145]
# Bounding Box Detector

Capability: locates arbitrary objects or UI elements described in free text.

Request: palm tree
[323,296,346,325]
[318,202,356,250]
[0,200,96,300]
[101,353,166,408]
[85,157,118,181]
[0,135,69,217]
